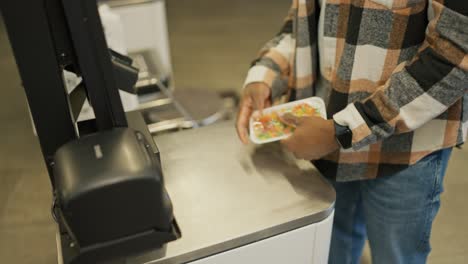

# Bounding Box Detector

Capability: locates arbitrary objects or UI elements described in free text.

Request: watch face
[334,122,352,149]
[339,131,353,149]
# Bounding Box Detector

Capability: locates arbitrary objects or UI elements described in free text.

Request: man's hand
[280,114,340,160]
[236,83,271,144]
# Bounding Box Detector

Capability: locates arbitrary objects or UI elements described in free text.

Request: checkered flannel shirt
[244,0,468,181]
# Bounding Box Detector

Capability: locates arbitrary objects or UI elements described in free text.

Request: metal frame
[1,0,79,184]
[1,0,128,185]
[62,0,127,130]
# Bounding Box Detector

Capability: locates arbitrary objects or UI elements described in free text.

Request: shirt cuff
[333,103,375,150]
[243,65,289,100]
[243,65,272,88]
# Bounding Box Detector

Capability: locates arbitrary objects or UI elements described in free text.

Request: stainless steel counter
[127,121,335,264]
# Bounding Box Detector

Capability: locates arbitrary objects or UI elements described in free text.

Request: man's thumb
[279,113,300,127]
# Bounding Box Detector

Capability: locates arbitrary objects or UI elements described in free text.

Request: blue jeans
[328,148,452,264]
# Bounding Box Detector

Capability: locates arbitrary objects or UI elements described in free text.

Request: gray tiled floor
[0,0,467,263]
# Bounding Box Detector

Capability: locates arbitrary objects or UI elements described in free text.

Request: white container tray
[249,97,327,144]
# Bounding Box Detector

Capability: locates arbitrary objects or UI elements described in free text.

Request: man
[236,0,467,263]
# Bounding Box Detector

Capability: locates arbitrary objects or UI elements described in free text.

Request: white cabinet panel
[191,212,334,264]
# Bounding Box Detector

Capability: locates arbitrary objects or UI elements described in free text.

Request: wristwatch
[334,120,353,149]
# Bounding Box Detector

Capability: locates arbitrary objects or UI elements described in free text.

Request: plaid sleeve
[243,4,296,100]
[334,0,468,150]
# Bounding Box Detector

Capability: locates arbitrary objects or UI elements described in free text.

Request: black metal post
[62,0,128,130]
[1,0,78,185]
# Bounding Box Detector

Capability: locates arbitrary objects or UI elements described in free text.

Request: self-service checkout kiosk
[1,0,179,262]
[1,0,336,263]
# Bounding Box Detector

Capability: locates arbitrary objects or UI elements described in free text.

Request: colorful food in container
[249,97,327,144]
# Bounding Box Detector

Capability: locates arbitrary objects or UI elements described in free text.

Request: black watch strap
[334,120,353,149]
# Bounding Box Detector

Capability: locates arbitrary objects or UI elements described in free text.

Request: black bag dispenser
[53,127,179,263]
[1,0,180,262]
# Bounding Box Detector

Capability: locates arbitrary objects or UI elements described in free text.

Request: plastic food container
[249,97,327,144]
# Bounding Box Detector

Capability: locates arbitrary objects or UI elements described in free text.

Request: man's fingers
[235,83,272,144]
[281,133,299,153]
[252,95,265,115]
[280,124,311,159]
[281,139,302,159]
[281,137,310,160]
[236,100,253,144]
[236,116,249,144]
[280,138,291,152]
